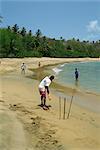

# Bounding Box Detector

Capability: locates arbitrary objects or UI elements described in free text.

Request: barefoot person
[75,68,79,81]
[21,63,26,74]
[38,75,54,108]
[38,61,41,67]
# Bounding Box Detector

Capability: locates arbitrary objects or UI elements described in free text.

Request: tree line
[0,24,100,58]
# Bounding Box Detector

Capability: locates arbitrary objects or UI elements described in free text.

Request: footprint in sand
[0,100,4,103]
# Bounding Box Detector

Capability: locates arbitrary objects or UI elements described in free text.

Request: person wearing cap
[38,75,54,108]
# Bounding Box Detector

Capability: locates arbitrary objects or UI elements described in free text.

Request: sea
[52,61,100,95]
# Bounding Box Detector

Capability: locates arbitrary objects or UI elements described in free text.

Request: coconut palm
[20,27,26,36]
[7,26,11,30]
[28,30,32,36]
[35,29,42,38]
[12,24,19,33]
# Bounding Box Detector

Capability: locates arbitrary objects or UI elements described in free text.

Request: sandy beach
[0,57,100,150]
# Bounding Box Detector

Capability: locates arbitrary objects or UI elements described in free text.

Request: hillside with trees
[0,24,100,58]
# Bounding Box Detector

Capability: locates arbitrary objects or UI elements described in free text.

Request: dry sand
[0,57,100,150]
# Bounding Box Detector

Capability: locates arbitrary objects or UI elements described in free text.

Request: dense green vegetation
[0,24,100,58]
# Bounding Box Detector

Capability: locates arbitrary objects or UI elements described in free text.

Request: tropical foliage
[0,24,100,58]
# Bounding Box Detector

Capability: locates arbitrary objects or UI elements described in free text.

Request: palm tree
[28,30,32,36]
[83,40,86,43]
[77,39,80,42]
[92,41,95,44]
[86,40,89,43]
[60,36,63,40]
[12,24,19,33]
[72,38,75,41]
[20,27,26,36]
[52,38,55,41]
[42,36,47,42]
[7,26,11,30]
[35,29,42,38]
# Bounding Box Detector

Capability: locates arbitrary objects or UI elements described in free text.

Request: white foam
[52,67,62,75]
[60,63,66,67]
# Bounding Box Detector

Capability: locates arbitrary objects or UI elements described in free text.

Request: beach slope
[0,57,100,150]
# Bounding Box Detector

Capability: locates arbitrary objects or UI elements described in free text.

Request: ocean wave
[52,67,62,75]
[60,63,66,67]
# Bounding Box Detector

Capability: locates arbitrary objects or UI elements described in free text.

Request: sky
[0,0,100,41]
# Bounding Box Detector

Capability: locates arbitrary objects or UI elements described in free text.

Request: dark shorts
[39,89,46,98]
[75,75,78,79]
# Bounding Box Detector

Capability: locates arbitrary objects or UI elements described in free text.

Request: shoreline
[26,59,100,113]
[47,62,100,97]
[1,57,100,111]
[0,57,100,113]
[0,57,100,75]
[0,57,100,149]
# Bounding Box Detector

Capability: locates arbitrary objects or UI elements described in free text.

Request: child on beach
[38,75,54,109]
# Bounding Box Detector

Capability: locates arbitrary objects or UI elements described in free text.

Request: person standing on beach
[21,63,26,74]
[75,68,79,81]
[38,62,41,67]
[38,75,54,109]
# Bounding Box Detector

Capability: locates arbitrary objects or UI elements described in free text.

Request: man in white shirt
[21,63,26,74]
[38,75,54,108]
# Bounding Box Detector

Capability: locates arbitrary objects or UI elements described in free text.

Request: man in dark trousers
[75,68,79,81]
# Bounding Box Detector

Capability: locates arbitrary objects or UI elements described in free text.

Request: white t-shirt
[21,64,26,70]
[39,76,51,91]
